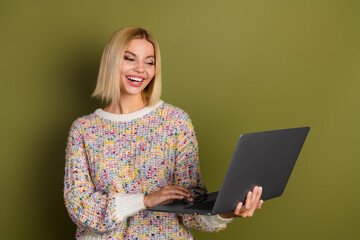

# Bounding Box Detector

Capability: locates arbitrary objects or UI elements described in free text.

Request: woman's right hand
[143,185,194,208]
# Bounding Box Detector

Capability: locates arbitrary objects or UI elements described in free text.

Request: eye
[124,56,135,61]
[146,62,155,66]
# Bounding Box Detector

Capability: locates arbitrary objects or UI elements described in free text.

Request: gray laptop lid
[212,126,310,214]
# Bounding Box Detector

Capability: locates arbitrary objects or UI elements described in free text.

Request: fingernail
[259,187,262,191]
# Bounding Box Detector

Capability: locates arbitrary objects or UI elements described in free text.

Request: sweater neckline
[95,100,164,122]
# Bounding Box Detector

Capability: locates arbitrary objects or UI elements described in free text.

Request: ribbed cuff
[199,214,233,228]
[114,193,147,222]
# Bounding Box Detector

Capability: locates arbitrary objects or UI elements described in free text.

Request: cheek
[149,68,156,80]
[120,62,132,75]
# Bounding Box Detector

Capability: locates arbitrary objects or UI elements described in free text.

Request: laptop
[148,126,310,215]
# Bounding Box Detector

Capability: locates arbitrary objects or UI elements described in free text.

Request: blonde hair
[91,26,162,107]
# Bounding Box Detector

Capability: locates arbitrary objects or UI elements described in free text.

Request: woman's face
[119,38,155,98]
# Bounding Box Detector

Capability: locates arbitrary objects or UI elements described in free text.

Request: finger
[163,188,192,198]
[258,187,263,200]
[257,200,263,209]
[171,185,193,193]
[246,187,258,216]
[160,196,182,205]
[168,186,193,197]
[255,187,263,207]
[160,193,186,204]
[167,193,186,199]
[249,187,262,215]
[244,190,253,211]
[253,186,262,206]
[250,186,259,205]
[247,186,258,209]
[234,202,243,215]
[257,186,263,198]
[184,197,194,202]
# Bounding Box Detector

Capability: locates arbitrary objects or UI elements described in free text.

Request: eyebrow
[125,51,154,59]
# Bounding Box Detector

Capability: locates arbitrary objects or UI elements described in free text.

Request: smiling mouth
[126,76,144,83]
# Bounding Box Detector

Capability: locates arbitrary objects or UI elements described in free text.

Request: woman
[64,26,263,239]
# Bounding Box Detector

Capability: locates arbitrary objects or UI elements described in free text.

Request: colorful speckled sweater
[64,100,232,239]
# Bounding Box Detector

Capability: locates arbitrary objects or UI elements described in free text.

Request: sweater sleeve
[63,120,146,232]
[174,113,230,232]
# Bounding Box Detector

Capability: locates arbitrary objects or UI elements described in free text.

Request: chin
[121,88,144,96]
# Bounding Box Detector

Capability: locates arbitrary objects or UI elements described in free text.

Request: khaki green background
[1,0,359,239]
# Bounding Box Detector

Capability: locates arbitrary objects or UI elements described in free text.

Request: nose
[134,61,145,73]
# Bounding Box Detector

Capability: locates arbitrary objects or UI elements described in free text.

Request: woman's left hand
[219,186,263,219]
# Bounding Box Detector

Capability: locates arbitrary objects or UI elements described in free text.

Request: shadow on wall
[32,41,104,239]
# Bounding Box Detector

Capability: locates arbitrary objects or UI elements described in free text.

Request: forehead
[125,39,154,56]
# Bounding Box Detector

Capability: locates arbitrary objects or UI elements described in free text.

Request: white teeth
[127,76,143,82]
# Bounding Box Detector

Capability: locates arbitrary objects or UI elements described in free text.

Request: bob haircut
[91,26,162,107]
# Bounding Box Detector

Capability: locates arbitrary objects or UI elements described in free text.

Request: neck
[104,94,147,114]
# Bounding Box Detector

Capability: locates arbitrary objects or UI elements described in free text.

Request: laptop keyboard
[186,199,216,210]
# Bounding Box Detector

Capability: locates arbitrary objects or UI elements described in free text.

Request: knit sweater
[64,100,232,239]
